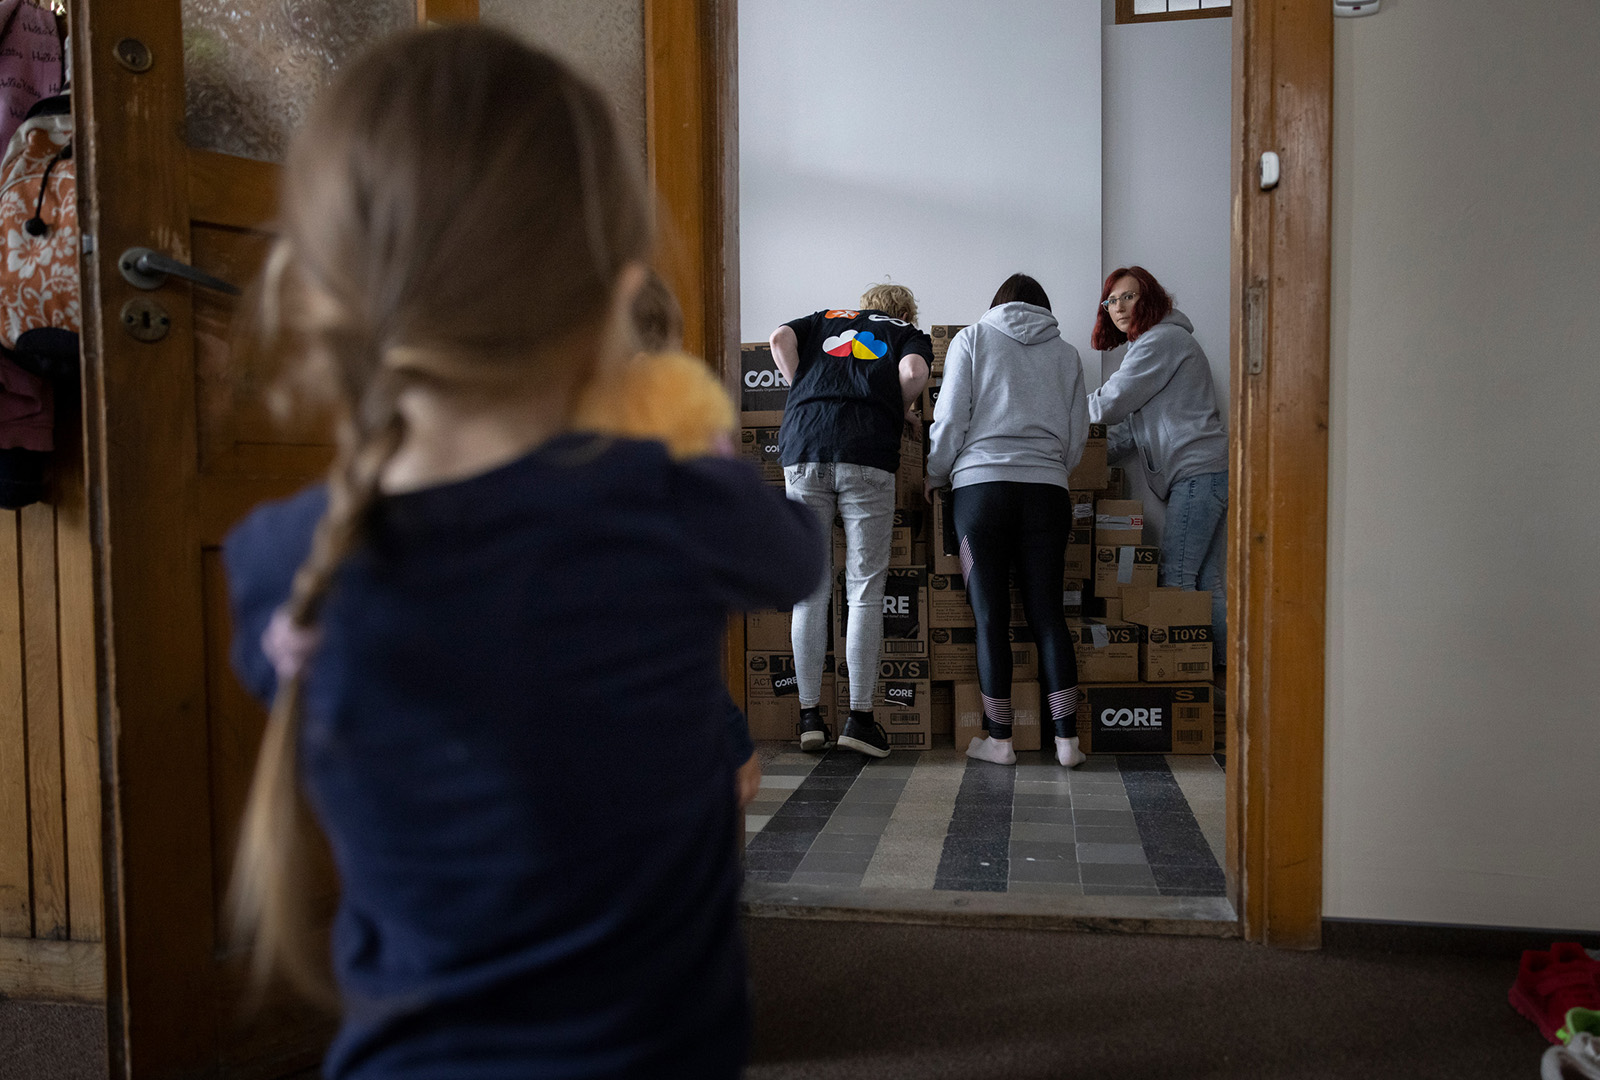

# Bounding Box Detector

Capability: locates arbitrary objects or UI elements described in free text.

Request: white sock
[967,736,1017,766]
[1055,736,1086,768]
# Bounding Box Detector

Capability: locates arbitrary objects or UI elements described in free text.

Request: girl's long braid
[231,352,409,1005]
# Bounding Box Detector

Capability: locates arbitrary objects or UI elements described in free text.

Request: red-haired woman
[1088,266,1229,666]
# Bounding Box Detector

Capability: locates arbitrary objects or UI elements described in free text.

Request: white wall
[1326,1,1600,931]
[1100,14,1233,540]
[738,0,1101,358]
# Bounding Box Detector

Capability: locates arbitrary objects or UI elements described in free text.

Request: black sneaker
[798,707,832,752]
[837,710,890,759]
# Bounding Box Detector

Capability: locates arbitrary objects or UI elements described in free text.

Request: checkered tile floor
[744,744,1226,898]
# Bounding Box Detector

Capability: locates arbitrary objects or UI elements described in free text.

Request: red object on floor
[1510,943,1600,1044]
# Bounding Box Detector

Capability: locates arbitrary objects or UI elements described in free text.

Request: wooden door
[74,1,438,1075]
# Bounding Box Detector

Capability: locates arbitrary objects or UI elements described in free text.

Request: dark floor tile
[940,836,1010,860]
[1126,790,1194,813]
[1142,839,1222,869]
[744,869,793,884]
[932,876,1009,893]
[937,852,1009,880]
[743,849,807,873]
[745,829,820,854]
[1151,864,1227,892]
[942,819,1012,842]
[1158,885,1228,898]
[794,775,857,791]
[760,814,828,833]
[954,792,1016,810]
[772,800,837,819]
[1132,810,1210,842]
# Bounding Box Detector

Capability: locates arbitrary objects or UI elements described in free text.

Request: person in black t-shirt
[770,283,931,758]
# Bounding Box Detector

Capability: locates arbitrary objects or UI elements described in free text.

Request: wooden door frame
[648,0,1332,947]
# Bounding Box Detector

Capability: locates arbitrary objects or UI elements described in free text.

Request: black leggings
[951,482,1080,739]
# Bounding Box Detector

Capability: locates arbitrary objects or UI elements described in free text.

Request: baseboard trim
[1322,917,1600,958]
[0,937,105,1001]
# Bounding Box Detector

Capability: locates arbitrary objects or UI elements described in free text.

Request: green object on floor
[1561,1007,1600,1045]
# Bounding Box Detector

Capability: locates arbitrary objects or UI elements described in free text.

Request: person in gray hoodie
[1088,265,1229,664]
[926,274,1090,768]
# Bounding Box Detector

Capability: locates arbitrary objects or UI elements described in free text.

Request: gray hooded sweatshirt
[1087,309,1228,500]
[926,302,1090,491]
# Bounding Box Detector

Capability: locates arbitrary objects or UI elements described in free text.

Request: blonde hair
[232,25,649,1004]
[859,282,917,325]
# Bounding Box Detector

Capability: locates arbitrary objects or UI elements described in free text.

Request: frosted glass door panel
[182,0,411,161]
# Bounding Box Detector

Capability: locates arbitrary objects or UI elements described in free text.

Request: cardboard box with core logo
[737,425,784,486]
[834,566,928,659]
[952,680,1042,752]
[835,656,932,749]
[928,623,1038,682]
[740,342,789,425]
[1121,587,1215,683]
[1075,682,1214,754]
[745,652,836,741]
[1067,423,1109,490]
[1068,619,1141,683]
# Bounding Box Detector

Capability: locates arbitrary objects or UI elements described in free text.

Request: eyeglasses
[1101,292,1140,310]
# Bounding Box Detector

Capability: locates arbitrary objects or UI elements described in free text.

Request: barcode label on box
[888,729,927,747]
[883,640,923,654]
[1178,662,1209,672]
[1176,706,1206,722]
[1176,729,1203,744]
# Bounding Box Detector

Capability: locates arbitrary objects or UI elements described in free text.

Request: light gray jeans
[784,462,896,711]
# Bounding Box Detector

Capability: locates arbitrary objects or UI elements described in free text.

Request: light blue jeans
[1160,470,1228,664]
[783,462,897,711]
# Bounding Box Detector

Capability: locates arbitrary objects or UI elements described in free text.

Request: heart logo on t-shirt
[823,330,857,356]
[851,332,889,359]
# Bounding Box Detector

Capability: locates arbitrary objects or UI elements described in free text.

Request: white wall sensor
[1334,0,1380,16]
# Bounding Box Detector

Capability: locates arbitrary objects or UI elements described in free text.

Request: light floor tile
[744,815,771,834]
[758,774,807,790]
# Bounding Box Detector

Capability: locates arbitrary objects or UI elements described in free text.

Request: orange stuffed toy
[572,271,738,460]
[572,348,737,460]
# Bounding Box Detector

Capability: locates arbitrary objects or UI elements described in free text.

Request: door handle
[118,246,241,296]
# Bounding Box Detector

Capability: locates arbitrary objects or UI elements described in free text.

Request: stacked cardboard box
[953,680,1042,752]
[745,652,837,741]
[738,339,1220,756]
[1122,586,1215,683]
[836,657,933,749]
